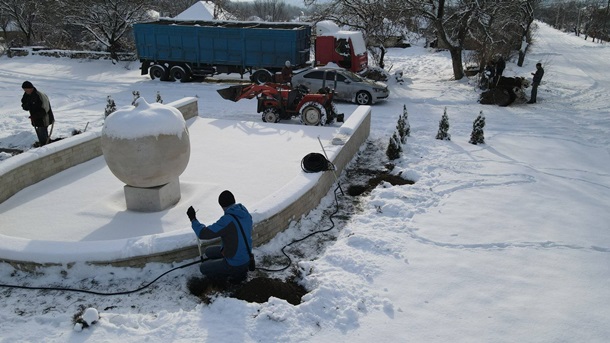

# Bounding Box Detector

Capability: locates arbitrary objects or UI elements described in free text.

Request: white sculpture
[101,97,190,211]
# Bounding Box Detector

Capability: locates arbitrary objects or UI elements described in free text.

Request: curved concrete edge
[0,105,371,270]
[0,97,199,204]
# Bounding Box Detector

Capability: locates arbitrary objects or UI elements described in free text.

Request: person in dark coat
[528,63,544,104]
[494,56,506,84]
[21,81,54,146]
[187,190,253,282]
[281,60,293,85]
[483,61,495,89]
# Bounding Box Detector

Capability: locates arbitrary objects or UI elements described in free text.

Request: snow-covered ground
[0,21,609,342]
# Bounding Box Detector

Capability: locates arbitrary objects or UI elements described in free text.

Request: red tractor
[217,83,343,126]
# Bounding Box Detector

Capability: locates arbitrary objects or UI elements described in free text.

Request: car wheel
[300,101,327,126]
[355,91,372,105]
[262,108,281,123]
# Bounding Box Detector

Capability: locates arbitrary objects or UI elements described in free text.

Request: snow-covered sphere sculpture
[101,98,190,188]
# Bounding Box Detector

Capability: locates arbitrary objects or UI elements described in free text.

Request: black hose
[256,183,342,273]
[0,259,202,296]
[301,152,334,173]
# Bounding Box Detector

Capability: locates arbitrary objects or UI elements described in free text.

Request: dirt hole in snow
[347,168,414,196]
[187,276,307,305]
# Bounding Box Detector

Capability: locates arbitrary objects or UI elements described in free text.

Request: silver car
[291,67,389,105]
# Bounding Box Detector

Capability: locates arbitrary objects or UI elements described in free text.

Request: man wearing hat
[21,81,54,146]
[281,60,293,85]
[187,190,253,282]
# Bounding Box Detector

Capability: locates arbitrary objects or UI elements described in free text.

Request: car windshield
[342,71,364,82]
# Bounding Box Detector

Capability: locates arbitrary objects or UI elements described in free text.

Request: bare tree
[536,0,608,43]
[0,0,53,46]
[0,6,10,46]
[153,0,195,18]
[402,0,481,80]
[253,0,289,22]
[516,1,537,67]
[61,0,152,60]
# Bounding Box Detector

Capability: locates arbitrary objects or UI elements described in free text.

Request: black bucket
[217,85,247,102]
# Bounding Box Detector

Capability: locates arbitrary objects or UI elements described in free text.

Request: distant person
[21,81,54,146]
[528,63,544,104]
[281,60,293,85]
[483,61,495,89]
[494,56,506,84]
[186,190,253,282]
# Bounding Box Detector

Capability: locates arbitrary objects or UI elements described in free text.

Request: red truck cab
[314,21,368,73]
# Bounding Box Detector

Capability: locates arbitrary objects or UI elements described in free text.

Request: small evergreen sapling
[396,104,410,144]
[104,96,116,118]
[131,90,140,106]
[469,111,486,145]
[403,104,411,138]
[436,107,451,140]
[386,131,402,160]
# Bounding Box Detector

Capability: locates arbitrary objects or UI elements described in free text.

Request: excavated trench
[187,156,414,305]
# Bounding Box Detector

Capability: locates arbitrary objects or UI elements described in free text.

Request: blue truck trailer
[133,19,312,83]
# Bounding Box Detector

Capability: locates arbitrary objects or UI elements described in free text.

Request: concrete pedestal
[124,178,181,212]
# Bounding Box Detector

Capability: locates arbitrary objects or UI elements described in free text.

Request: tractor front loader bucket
[217,85,249,102]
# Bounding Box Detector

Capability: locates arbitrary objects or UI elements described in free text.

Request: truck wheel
[149,65,168,81]
[300,101,327,126]
[355,91,372,105]
[262,108,281,123]
[251,69,273,85]
[170,66,191,82]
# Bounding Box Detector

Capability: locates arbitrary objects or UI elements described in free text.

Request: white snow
[173,1,215,21]
[0,21,609,342]
[103,97,186,139]
[82,307,99,326]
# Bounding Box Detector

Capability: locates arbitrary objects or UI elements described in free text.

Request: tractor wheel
[149,64,168,81]
[251,69,273,85]
[170,65,191,82]
[355,91,372,105]
[300,101,327,126]
[262,108,281,123]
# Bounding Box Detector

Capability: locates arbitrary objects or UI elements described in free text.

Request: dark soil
[186,138,414,306]
[347,169,414,196]
[187,276,307,305]
[0,147,23,155]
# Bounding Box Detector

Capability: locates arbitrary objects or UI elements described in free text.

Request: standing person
[483,61,495,89]
[281,60,293,85]
[494,56,506,85]
[21,81,54,146]
[186,190,253,282]
[528,63,544,104]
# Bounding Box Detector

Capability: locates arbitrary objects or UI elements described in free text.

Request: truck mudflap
[217,85,249,102]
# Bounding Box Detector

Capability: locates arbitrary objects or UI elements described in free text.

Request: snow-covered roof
[175,1,214,20]
[174,1,233,21]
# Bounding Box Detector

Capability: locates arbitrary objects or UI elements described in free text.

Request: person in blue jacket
[187,190,253,282]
